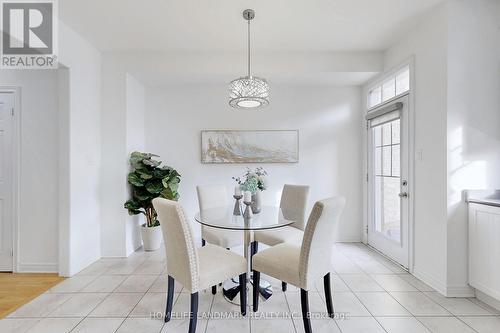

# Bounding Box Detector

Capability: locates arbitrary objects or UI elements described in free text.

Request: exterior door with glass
[367,95,409,269]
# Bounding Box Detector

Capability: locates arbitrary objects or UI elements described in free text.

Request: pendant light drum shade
[229,75,269,109]
[229,9,269,109]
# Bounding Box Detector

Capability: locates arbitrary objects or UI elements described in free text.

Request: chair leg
[202,239,206,246]
[165,276,174,322]
[252,270,260,312]
[188,292,198,333]
[239,273,247,316]
[282,282,287,292]
[324,273,334,318]
[301,289,312,333]
[212,285,217,295]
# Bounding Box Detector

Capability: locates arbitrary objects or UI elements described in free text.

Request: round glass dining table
[194,205,294,304]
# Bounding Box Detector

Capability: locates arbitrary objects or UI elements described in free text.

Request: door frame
[362,57,415,272]
[0,87,21,272]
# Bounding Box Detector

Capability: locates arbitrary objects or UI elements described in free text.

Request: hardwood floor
[0,273,65,318]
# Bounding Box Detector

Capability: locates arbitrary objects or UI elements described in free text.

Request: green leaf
[143,159,161,167]
[169,182,179,192]
[128,172,144,187]
[130,152,145,169]
[168,169,180,178]
[134,188,152,201]
[161,187,175,200]
[145,179,164,194]
[136,168,153,180]
[124,200,144,215]
[153,168,170,179]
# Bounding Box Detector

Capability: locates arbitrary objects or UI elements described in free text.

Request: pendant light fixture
[229,9,269,109]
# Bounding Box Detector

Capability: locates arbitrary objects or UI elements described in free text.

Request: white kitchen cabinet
[469,203,500,300]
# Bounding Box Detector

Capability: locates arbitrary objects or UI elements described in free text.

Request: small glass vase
[251,191,262,214]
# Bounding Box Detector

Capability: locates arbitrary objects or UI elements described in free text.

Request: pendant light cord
[247,18,251,77]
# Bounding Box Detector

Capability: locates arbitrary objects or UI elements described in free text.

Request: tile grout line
[202,293,215,333]
[283,289,299,333]
[335,273,389,333]
[105,266,162,332]
[341,244,483,333]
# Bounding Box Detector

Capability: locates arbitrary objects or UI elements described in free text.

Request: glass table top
[194,205,294,231]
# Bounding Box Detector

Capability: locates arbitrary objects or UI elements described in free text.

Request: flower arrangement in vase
[233,167,267,214]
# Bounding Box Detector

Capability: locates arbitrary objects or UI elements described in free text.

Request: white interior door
[0,92,14,271]
[367,95,409,268]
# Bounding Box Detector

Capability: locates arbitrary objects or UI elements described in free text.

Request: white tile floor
[1,243,499,333]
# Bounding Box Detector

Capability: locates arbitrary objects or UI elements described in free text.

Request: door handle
[398,192,408,198]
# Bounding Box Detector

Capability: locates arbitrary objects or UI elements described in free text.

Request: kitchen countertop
[466,190,500,208]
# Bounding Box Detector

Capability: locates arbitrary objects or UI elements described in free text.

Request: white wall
[446,0,500,295]
[382,0,500,296]
[58,22,102,276]
[0,22,102,275]
[100,56,146,257]
[0,70,59,272]
[100,56,128,257]
[383,3,449,293]
[125,74,145,255]
[146,83,363,242]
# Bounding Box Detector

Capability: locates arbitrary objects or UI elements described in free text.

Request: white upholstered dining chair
[252,184,310,291]
[196,185,242,294]
[252,196,346,333]
[153,198,247,333]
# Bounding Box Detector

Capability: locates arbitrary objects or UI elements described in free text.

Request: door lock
[398,192,408,198]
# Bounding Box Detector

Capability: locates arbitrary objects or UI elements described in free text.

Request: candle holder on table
[233,195,243,216]
[243,200,253,219]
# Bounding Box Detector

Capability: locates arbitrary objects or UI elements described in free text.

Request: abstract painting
[201,130,299,163]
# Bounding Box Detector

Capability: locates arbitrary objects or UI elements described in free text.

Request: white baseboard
[476,290,500,311]
[413,267,447,295]
[17,262,58,273]
[335,238,363,243]
[446,285,475,297]
[413,267,474,297]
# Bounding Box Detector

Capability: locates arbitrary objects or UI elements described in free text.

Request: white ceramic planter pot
[141,224,162,251]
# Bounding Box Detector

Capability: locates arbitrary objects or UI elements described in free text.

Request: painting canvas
[201,130,299,163]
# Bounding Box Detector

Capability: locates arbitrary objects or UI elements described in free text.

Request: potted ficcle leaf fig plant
[124,152,181,251]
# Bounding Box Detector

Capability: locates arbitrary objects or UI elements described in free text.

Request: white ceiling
[60,0,445,53]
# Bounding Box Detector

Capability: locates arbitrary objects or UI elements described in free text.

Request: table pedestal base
[222,275,273,305]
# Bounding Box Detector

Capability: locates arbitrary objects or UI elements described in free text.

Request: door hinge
[366,173,369,182]
[11,108,14,116]
[365,225,369,234]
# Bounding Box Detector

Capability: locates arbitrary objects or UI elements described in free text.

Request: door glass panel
[374,176,401,242]
[372,117,401,243]
[381,122,392,145]
[392,145,400,177]
[382,146,391,176]
[391,119,400,144]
